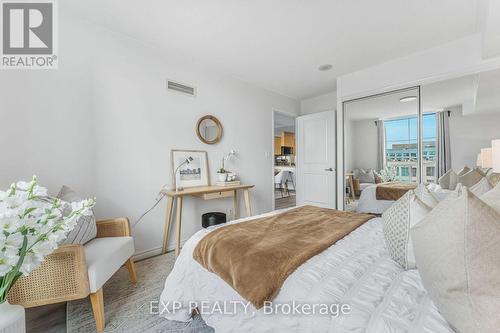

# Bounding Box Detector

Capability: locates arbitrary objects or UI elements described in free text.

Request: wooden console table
[161,184,254,256]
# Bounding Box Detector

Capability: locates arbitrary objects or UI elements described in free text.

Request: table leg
[349,176,356,200]
[233,190,239,220]
[175,196,183,257]
[243,189,252,217]
[161,195,174,254]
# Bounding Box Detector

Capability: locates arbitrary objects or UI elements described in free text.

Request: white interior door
[296,111,336,208]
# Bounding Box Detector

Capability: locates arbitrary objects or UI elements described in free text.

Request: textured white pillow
[458,168,483,187]
[382,190,432,270]
[438,169,458,190]
[411,189,500,333]
[469,177,492,197]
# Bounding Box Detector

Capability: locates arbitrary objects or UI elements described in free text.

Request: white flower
[20,251,42,276]
[0,216,19,233]
[0,177,95,294]
[15,181,31,191]
[4,232,24,250]
[0,258,14,276]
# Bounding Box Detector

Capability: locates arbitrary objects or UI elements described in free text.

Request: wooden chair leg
[125,257,138,284]
[89,289,105,332]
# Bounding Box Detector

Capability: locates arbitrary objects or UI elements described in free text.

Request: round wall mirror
[196,115,223,144]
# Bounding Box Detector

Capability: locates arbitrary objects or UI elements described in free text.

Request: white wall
[0,16,299,259]
[300,91,337,115]
[351,120,378,171]
[449,109,500,169]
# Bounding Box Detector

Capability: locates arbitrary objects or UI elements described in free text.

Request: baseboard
[133,239,188,261]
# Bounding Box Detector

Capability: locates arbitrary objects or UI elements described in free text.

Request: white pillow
[480,182,500,206]
[438,170,458,190]
[414,184,439,208]
[382,190,432,270]
[469,177,492,197]
[411,189,500,333]
[458,168,483,187]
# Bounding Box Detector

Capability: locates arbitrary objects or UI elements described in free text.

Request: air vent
[167,80,196,96]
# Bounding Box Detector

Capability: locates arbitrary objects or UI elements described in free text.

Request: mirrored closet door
[421,68,500,189]
[343,87,420,212]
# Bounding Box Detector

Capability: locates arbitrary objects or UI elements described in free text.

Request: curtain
[436,111,451,177]
[376,120,385,172]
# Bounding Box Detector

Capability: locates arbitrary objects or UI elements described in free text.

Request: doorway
[273,110,297,209]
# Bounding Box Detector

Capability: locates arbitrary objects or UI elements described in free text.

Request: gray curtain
[436,111,451,177]
[376,120,385,172]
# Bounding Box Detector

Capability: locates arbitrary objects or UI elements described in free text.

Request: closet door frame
[341,85,423,210]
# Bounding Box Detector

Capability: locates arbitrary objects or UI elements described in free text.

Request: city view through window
[384,113,437,183]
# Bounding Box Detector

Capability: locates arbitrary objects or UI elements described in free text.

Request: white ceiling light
[399,96,417,103]
[318,64,333,71]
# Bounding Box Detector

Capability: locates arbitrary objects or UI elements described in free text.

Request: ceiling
[62,0,480,99]
[345,68,500,121]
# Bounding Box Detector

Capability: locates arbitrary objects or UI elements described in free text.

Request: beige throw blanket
[376,182,417,201]
[193,205,374,308]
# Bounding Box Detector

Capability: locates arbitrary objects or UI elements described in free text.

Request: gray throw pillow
[358,169,375,184]
[411,189,500,333]
[458,169,483,187]
[58,185,97,245]
[457,166,470,177]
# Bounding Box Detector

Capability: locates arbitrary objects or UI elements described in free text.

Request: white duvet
[159,209,453,333]
[355,185,394,214]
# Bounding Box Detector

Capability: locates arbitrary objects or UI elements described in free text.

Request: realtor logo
[1,0,58,69]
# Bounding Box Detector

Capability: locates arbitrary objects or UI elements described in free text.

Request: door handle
[325,168,334,171]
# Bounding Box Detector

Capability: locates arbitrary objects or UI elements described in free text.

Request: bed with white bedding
[355,184,394,214]
[159,209,453,333]
[356,183,452,214]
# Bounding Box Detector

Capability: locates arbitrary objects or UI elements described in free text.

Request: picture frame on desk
[171,149,210,189]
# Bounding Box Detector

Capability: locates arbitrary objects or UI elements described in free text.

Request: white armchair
[8,217,137,332]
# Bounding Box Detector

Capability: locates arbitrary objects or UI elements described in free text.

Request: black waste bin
[202,212,226,228]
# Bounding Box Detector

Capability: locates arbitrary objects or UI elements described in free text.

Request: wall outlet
[227,208,234,221]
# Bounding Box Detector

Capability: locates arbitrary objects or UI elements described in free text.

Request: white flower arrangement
[0,176,95,304]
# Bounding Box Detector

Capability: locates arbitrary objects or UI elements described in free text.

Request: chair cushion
[84,237,135,292]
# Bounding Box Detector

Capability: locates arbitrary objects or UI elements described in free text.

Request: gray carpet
[67,253,214,333]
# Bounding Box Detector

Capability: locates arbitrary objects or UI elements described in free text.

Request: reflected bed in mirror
[196,115,223,144]
[344,87,420,214]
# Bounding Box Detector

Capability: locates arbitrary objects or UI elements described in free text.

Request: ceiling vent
[167,80,196,96]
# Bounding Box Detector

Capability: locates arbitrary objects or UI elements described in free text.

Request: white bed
[356,183,452,215]
[355,184,394,214]
[159,209,453,333]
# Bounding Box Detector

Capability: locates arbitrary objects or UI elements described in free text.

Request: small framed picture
[171,150,210,189]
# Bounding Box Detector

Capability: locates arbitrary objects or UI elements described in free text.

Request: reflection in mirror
[196,115,223,144]
[422,68,500,189]
[344,87,420,213]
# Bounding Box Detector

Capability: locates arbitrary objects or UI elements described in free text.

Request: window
[384,113,436,183]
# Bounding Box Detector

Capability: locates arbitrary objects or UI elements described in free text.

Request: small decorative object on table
[0,176,94,333]
[217,150,237,182]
